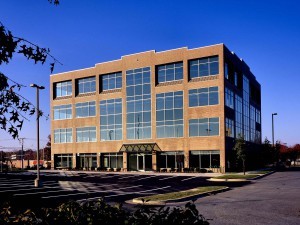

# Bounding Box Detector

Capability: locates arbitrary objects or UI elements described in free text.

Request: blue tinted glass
[174,95,183,108]
[189,65,198,78]
[165,110,173,121]
[127,113,134,123]
[102,79,108,90]
[135,85,142,95]
[143,72,150,83]
[210,62,219,75]
[157,127,164,138]
[135,73,142,85]
[126,74,134,86]
[143,99,151,111]
[189,94,198,107]
[156,98,164,110]
[165,97,173,109]
[143,84,150,94]
[210,123,219,136]
[174,109,183,120]
[199,123,209,136]
[175,67,183,80]
[165,69,174,81]
[156,110,164,121]
[199,64,209,76]
[115,102,122,114]
[209,92,219,105]
[126,87,134,96]
[199,93,208,106]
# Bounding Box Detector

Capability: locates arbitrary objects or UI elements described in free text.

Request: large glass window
[100,98,122,141]
[75,101,96,118]
[54,128,72,143]
[157,151,184,169]
[101,72,122,91]
[235,94,243,137]
[126,67,151,139]
[225,88,234,109]
[189,86,219,107]
[54,154,73,168]
[189,56,219,79]
[243,75,250,141]
[53,104,72,120]
[78,153,97,169]
[102,153,123,169]
[76,127,96,142]
[156,91,183,138]
[189,117,219,137]
[225,118,235,138]
[250,105,256,142]
[157,62,183,83]
[77,77,96,94]
[190,150,220,169]
[54,80,72,98]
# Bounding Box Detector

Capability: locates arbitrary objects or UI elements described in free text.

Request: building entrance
[128,153,152,171]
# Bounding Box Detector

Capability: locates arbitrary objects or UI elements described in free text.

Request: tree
[233,135,247,175]
[0,0,61,139]
[43,135,51,161]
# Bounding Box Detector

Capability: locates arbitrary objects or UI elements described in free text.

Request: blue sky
[0,0,299,150]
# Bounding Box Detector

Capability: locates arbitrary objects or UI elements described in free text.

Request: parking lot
[0,170,227,209]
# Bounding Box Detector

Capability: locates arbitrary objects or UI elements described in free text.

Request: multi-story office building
[50,44,261,173]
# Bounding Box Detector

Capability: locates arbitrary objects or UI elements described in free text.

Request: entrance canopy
[119,143,161,152]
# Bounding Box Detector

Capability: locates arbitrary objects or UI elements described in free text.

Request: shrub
[0,198,209,225]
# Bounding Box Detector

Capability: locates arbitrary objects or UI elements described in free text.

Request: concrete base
[34,178,42,187]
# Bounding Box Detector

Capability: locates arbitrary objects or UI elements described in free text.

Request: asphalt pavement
[194,170,300,225]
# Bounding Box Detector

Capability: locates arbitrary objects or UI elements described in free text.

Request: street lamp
[272,113,278,147]
[30,83,45,187]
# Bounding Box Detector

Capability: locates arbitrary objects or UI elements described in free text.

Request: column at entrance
[97,153,100,168]
[184,151,189,169]
[122,152,127,172]
[152,152,157,171]
[73,153,77,169]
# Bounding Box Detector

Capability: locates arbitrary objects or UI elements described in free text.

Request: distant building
[50,44,261,172]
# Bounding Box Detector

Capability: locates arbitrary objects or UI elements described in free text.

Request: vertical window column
[126,67,151,140]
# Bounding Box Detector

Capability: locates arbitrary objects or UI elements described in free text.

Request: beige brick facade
[50,43,261,173]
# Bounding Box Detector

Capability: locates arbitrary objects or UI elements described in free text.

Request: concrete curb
[130,187,230,205]
[208,178,251,182]
[249,171,275,180]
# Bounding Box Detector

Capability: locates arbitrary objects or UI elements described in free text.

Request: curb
[249,171,275,180]
[130,187,230,205]
[208,178,251,182]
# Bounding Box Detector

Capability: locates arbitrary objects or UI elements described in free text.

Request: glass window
[76,127,96,142]
[157,62,183,84]
[225,88,234,109]
[77,77,96,94]
[156,91,183,138]
[75,101,96,118]
[100,98,122,141]
[101,72,122,91]
[54,81,72,98]
[189,117,219,137]
[189,56,219,79]
[189,86,219,107]
[54,128,72,143]
[126,67,151,140]
[53,104,72,120]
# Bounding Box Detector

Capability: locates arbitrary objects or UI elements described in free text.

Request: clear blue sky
[1,0,299,150]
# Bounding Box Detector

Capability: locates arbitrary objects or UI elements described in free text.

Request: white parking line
[181,176,197,181]
[159,176,177,181]
[79,185,171,202]
[42,185,143,199]
[136,175,157,181]
[118,175,141,180]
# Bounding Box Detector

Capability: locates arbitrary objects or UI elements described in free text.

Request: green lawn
[214,174,258,179]
[135,186,227,202]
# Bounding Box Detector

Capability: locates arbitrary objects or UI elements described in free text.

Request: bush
[0,198,209,225]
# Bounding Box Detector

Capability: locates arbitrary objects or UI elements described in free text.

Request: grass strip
[215,174,258,179]
[136,186,226,202]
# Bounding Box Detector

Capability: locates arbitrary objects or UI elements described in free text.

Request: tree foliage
[0,0,61,139]
[233,135,247,175]
[0,199,209,225]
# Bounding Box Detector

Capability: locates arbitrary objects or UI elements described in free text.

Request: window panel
[55,81,72,98]
[189,86,219,107]
[189,56,219,79]
[101,72,122,91]
[157,62,183,84]
[189,117,219,137]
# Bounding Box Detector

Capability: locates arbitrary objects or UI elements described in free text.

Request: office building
[50,44,261,172]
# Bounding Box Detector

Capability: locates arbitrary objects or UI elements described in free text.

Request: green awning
[119,143,161,152]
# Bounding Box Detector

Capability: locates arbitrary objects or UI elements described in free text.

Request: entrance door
[138,154,144,171]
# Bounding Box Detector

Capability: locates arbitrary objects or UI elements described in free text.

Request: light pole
[30,83,45,187]
[272,113,278,147]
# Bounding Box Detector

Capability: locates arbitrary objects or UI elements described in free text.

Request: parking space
[0,171,217,207]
